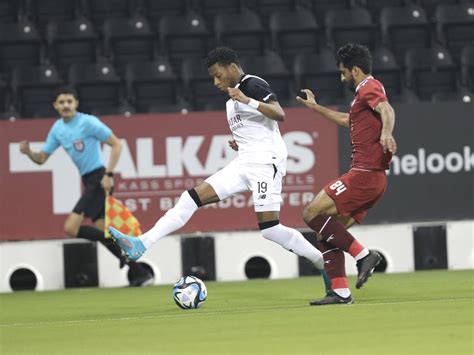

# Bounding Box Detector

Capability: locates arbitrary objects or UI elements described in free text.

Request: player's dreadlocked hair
[206,47,239,68]
[335,44,372,74]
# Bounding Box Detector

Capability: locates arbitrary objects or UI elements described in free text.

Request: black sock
[78,226,125,261]
[78,226,104,242]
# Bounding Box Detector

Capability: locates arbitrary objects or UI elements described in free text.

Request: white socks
[260,224,325,270]
[354,248,369,261]
[140,191,199,248]
[334,288,351,298]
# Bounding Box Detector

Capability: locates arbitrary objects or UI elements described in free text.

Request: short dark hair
[55,86,78,100]
[206,47,239,68]
[335,43,372,74]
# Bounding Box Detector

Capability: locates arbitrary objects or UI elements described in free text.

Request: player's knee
[64,221,79,238]
[303,204,320,224]
[258,219,280,241]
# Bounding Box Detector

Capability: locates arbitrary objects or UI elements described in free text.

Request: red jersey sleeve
[358,79,387,110]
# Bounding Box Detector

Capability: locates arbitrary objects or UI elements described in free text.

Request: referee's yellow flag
[105,196,142,238]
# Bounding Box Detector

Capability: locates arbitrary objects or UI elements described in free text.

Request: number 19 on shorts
[329,180,347,196]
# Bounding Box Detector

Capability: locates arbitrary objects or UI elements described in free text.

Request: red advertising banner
[0,108,338,241]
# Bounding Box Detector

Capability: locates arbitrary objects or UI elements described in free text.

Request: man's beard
[346,79,356,91]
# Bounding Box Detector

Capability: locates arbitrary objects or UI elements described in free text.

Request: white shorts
[205,157,286,212]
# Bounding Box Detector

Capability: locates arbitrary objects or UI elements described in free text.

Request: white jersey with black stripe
[225,74,287,165]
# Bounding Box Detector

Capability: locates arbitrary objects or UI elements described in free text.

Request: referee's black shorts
[72,167,106,221]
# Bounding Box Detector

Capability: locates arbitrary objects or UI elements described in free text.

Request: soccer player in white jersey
[110,47,331,295]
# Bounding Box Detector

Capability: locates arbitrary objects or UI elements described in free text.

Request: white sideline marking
[1,297,471,329]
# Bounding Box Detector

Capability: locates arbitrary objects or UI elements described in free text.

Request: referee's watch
[105,171,114,177]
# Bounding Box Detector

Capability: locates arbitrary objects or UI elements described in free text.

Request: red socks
[316,240,348,289]
[307,215,365,259]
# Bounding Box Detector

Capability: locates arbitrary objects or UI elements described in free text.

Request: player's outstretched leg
[309,291,354,306]
[355,250,382,289]
[109,227,146,261]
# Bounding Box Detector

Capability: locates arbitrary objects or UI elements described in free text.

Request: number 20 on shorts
[329,180,347,196]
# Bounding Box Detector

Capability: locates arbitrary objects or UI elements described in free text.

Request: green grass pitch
[1,270,473,354]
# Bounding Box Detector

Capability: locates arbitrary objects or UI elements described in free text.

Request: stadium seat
[26,0,79,30]
[214,10,266,56]
[90,101,136,116]
[354,0,405,21]
[435,3,474,61]
[0,21,42,74]
[12,64,63,118]
[141,0,189,22]
[405,47,457,101]
[195,0,243,24]
[0,76,9,114]
[181,58,227,111]
[240,52,292,105]
[372,47,403,101]
[82,0,132,25]
[159,13,210,69]
[103,16,155,74]
[309,0,351,23]
[0,109,20,121]
[146,99,192,114]
[293,48,345,105]
[380,5,431,62]
[68,62,124,114]
[461,45,474,91]
[126,59,179,112]
[325,7,376,50]
[46,19,98,76]
[245,0,298,25]
[431,87,473,104]
[0,0,23,23]
[417,0,458,19]
[269,10,323,65]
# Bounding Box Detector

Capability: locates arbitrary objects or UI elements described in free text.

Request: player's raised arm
[19,140,50,165]
[227,87,285,122]
[375,101,397,154]
[296,89,349,128]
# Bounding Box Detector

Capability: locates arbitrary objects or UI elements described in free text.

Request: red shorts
[324,169,387,223]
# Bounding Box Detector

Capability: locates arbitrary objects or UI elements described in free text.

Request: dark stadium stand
[372,46,405,101]
[141,0,189,22]
[435,3,474,60]
[214,10,266,56]
[380,4,431,62]
[46,19,98,76]
[269,9,323,65]
[461,45,474,90]
[103,16,155,74]
[0,0,472,118]
[0,21,43,75]
[68,62,123,113]
[240,52,292,105]
[125,58,179,112]
[82,0,134,25]
[405,46,457,100]
[12,64,63,117]
[0,0,22,23]
[294,48,345,105]
[325,7,376,50]
[159,12,211,69]
[27,0,79,31]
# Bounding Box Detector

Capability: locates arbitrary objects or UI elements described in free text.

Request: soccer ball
[172,276,207,309]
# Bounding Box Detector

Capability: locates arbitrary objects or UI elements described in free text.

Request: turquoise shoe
[108,227,146,261]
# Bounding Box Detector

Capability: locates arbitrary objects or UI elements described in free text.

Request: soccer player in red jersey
[296,43,397,305]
